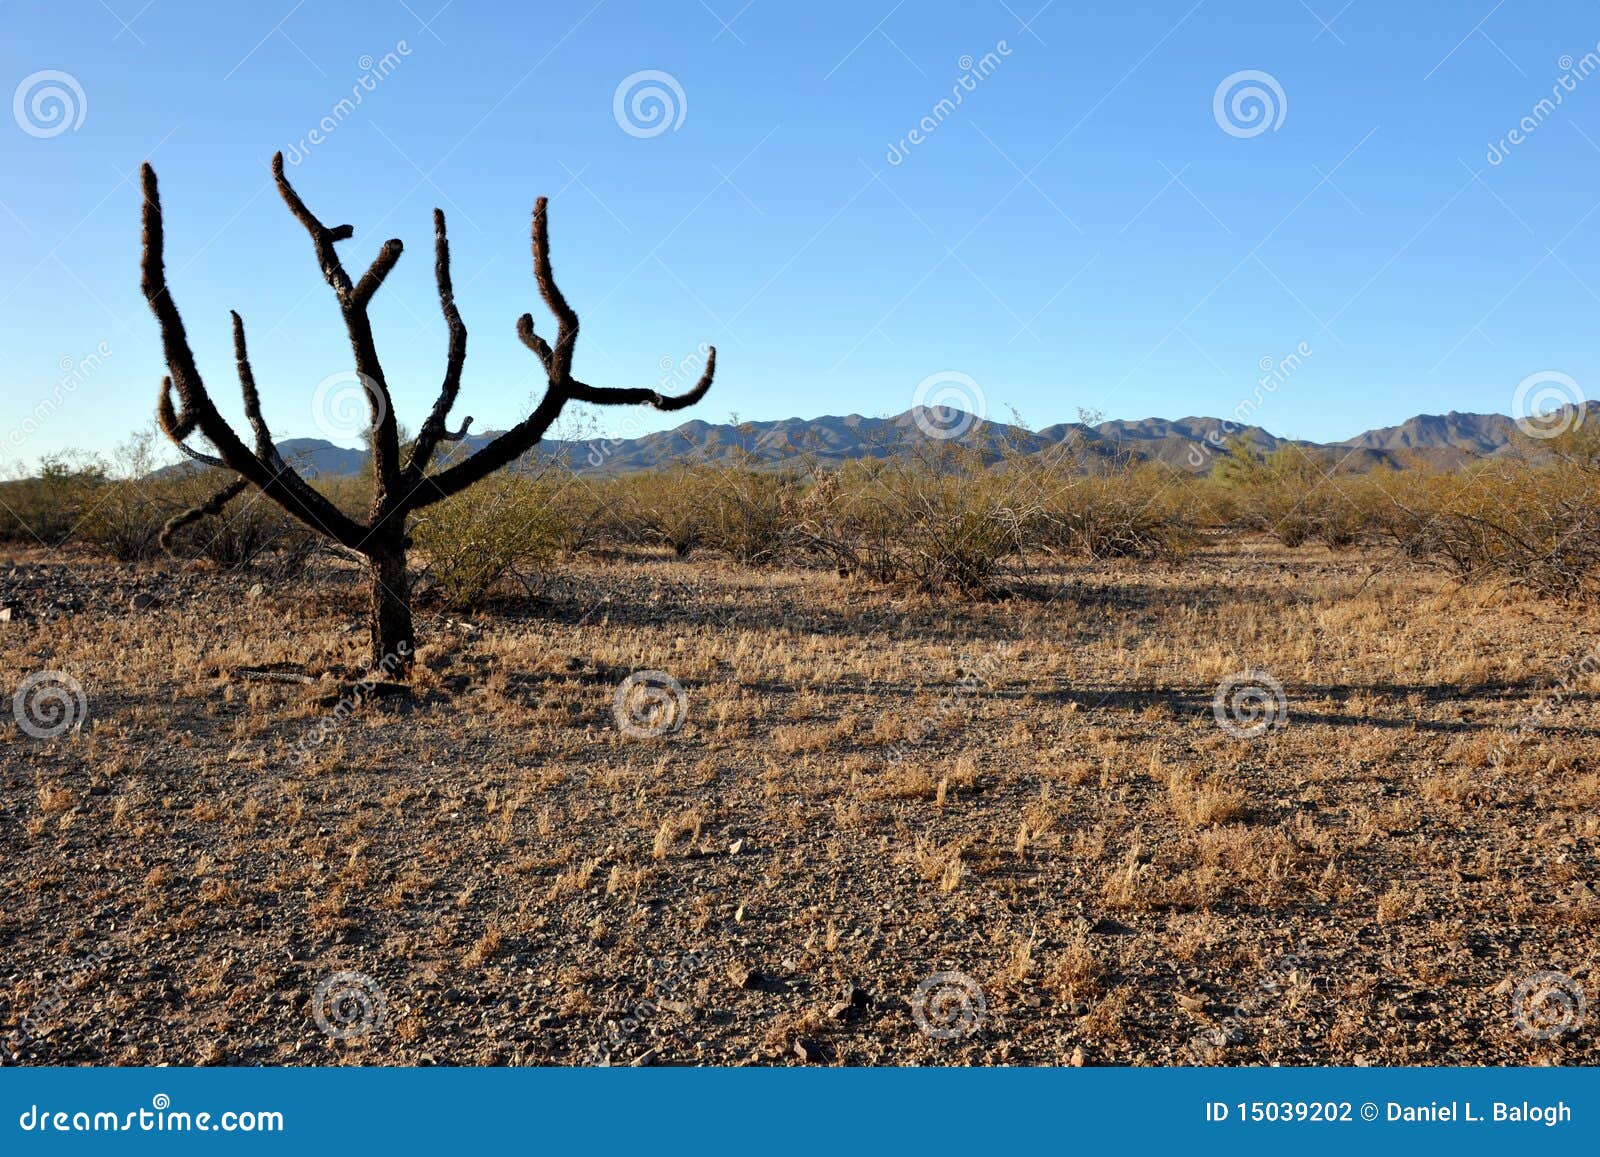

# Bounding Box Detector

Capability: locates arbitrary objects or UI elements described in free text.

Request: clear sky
[5,0,1600,466]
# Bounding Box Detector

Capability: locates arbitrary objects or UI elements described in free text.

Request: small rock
[793,1037,824,1064]
[1178,993,1207,1014]
[727,962,757,990]
[247,583,265,601]
[729,838,744,856]
[828,983,868,1020]
[129,592,159,611]
[1069,1045,1087,1067]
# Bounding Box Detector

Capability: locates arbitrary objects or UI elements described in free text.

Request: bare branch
[271,152,357,302]
[406,209,470,479]
[159,475,249,554]
[226,310,357,525]
[352,238,404,309]
[516,313,553,374]
[408,198,716,509]
[565,347,717,413]
[271,151,403,491]
[532,196,578,382]
[142,162,366,548]
[408,390,568,507]
[231,311,274,458]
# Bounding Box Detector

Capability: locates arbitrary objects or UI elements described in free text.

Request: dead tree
[141,152,714,673]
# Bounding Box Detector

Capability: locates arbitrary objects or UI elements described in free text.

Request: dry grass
[0,535,1597,1066]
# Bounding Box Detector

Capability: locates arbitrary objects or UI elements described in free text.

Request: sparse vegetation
[2,517,1596,1065]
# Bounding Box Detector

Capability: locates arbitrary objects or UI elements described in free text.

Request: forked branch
[271,152,404,492]
[141,155,718,670]
[141,164,364,548]
[412,196,716,506]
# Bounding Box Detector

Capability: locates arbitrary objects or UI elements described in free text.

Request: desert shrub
[1215,442,1371,549]
[611,466,716,557]
[156,469,315,570]
[410,475,567,608]
[77,480,169,561]
[791,453,1026,595]
[1370,439,1600,597]
[74,430,182,561]
[0,455,105,546]
[1026,465,1198,560]
[700,469,803,563]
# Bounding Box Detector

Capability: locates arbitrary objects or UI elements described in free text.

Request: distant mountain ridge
[166,404,1596,478]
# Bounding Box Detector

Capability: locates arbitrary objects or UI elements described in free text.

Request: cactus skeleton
[141,153,715,672]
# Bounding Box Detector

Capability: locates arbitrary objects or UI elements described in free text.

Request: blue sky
[5,0,1600,465]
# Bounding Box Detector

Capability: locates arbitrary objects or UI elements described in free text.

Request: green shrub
[411,476,567,608]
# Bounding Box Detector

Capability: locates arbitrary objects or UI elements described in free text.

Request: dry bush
[700,469,802,563]
[164,471,317,571]
[611,466,717,557]
[1021,462,1198,560]
[787,444,1030,595]
[0,455,105,547]
[1369,434,1600,597]
[1213,441,1372,549]
[410,475,569,609]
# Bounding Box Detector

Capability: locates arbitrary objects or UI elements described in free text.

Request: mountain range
[211,404,1597,479]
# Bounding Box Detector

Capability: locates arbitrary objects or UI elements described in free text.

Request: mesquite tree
[141,153,715,673]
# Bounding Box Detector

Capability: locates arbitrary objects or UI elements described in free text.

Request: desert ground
[1,534,1597,1066]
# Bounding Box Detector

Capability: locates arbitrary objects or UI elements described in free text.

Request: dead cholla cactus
[140,153,715,673]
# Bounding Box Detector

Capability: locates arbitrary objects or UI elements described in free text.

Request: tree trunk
[367,539,415,675]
